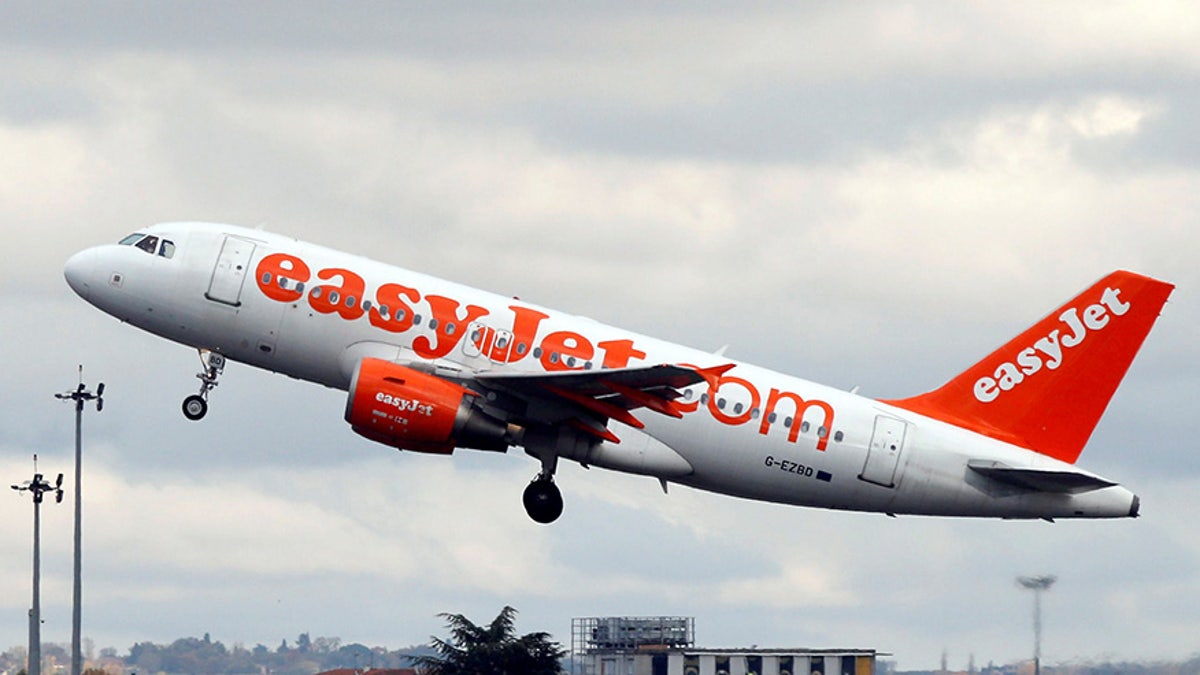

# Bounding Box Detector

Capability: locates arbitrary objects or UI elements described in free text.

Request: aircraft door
[206,235,257,306]
[462,322,514,362]
[860,415,907,488]
[489,329,514,362]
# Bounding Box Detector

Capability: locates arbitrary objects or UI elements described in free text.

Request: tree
[413,606,566,675]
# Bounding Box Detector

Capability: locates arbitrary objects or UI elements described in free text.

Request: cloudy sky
[2,2,1198,670]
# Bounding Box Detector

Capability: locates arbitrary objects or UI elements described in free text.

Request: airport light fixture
[55,367,103,675]
[11,455,64,675]
[1017,574,1057,675]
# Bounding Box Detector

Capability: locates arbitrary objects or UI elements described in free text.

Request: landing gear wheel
[523,479,563,524]
[182,394,208,421]
[182,349,225,421]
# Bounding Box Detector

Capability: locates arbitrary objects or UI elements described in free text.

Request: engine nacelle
[345,358,511,454]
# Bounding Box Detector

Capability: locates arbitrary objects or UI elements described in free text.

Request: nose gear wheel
[182,349,225,421]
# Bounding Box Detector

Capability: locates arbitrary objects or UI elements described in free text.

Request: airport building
[571,616,878,675]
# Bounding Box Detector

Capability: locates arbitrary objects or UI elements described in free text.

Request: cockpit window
[118,233,176,258]
[135,235,160,254]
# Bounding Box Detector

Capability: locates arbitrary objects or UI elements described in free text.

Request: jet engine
[345,358,511,454]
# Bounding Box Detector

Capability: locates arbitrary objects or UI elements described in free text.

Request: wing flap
[475,363,726,441]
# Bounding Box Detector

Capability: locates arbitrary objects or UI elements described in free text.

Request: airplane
[63,222,1174,524]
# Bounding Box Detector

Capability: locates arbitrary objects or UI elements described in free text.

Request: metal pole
[30,492,41,675]
[1017,575,1056,675]
[1033,588,1041,675]
[72,398,83,675]
[13,460,61,675]
[56,368,102,675]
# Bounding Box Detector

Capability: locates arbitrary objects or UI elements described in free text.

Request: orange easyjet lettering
[369,283,421,333]
[310,268,367,321]
[675,363,837,451]
[759,388,836,451]
[256,253,311,303]
[539,331,594,371]
[413,295,489,359]
[483,305,549,363]
[253,252,838,447]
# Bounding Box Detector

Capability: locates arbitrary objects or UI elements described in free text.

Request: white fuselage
[64,223,1138,520]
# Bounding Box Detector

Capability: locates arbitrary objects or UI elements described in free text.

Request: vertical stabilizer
[883,271,1173,463]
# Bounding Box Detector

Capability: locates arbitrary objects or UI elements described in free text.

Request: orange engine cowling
[345,358,510,454]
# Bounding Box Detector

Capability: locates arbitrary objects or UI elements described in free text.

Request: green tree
[413,606,565,675]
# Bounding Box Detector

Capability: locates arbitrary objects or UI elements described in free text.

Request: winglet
[884,271,1173,464]
[691,363,736,390]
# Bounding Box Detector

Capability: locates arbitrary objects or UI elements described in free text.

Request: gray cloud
[2,2,1199,671]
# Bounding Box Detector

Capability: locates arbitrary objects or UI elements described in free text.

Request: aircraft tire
[523,479,563,524]
[182,395,208,421]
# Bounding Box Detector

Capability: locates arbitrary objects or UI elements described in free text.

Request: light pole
[11,456,64,675]
[56,368,103,675]
[1017,575,1057,675]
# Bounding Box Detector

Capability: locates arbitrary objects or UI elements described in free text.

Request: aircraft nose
[64,248,99,301]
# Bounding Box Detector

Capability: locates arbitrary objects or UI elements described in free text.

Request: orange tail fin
[883,271,1174,464]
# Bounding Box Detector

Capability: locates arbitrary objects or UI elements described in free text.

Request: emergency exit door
[206,235,257,306]
[860,415,907,487]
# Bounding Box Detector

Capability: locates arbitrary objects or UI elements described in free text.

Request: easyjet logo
[973,286,1131,403]
[256,251,838,451]
[255,252,647,370]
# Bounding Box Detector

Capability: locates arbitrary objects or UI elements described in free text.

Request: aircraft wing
[967,460,1119,494]
[474,363,732,443]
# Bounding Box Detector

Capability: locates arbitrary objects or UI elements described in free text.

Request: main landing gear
[522,448,564,524]
[182,349,225,421]
[523,474,563,524]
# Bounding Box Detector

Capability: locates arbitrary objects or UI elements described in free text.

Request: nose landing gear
[182,349,225,421]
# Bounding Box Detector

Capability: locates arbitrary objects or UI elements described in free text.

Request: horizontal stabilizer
[967,460,1117,494]
[960,458,1118,492]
